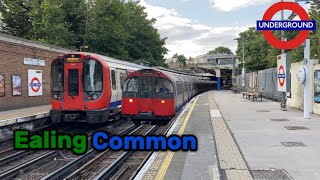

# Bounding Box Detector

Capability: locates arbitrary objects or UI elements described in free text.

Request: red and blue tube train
[122,68,213,125]
[50,52,145,124]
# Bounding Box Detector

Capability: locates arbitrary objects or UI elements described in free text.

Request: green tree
[309,0,320,59]
[172,53,187,66]
[29,0,75,48]
[59,0,87,48]
[86,0,130,60]
[0,0,33,38]
[208,46,233,55]
[121,1,167,65]
[0,0,167,66]
[236,27,270,72]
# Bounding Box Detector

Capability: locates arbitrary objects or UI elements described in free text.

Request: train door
[118,70,127,104]
[110,69,118,108]
[139,76,154,113]
[65,64,83,110]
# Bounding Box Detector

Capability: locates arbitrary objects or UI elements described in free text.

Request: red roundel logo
[278,65,285,87]
[262,2,311,50]
[30,77,41,92]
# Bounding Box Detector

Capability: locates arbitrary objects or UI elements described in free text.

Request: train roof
[61,52,147,70]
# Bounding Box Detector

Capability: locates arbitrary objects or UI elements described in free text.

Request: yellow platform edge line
[155,95,199,180]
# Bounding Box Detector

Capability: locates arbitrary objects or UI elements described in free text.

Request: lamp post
[234,37,246,91]
[292,0,313,118]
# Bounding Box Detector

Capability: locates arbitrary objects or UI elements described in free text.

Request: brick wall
[0,33,71,111]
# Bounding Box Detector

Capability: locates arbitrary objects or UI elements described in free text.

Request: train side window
[120,72,127,89]
[155,78,173,94]
[124,77,139,92]
[111,70,116,90]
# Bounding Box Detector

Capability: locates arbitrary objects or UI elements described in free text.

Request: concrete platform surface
[0,105,50,126]
[213,91,320,180]
[136,92,221,180]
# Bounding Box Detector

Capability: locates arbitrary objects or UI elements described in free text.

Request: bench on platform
[231,85,240,94]
[248,88,263,102]
[243,88,263,102]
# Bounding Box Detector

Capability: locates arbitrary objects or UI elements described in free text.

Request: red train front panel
[122,69,176,121]
[50,53,112,123]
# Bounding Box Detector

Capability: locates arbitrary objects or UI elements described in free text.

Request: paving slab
[213,91,320,180]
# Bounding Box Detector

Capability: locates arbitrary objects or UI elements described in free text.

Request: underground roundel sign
[257,2,316,50]
[277,53,290,92]
[28,69,43,96]
[278,65,285,87]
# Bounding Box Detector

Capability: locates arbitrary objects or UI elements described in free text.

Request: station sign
[277,53,291,92]
[24,58,45,67]
[28,69,43,96]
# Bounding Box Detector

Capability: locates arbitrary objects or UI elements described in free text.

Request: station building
[0,33,71,111]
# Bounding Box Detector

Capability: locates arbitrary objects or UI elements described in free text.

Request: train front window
[124,77,139,92]
[51,60,64,92]
[83,60,103,92]
[156,78,173,94]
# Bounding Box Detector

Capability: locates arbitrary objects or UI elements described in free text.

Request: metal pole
[242,38,246,91]
[304,39,311,119]
[280,0,287,111]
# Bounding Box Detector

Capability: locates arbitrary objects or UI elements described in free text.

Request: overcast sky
[139,0,311,58]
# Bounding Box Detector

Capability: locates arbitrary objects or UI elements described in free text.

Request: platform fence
[235,67,282,101]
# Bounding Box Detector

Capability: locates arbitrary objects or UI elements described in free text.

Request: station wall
[0,33,71,111]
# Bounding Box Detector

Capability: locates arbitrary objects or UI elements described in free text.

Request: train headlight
[84,105,88,109]
[161,100,166,104]
[53,94,58,99]
[129,99,133,103]
[59,105,63,109]
[92,94,98,100]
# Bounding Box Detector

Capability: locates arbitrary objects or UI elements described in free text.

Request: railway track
[0,126,93,180]
[108,116,179,180]
[38,123,142,179]
[10,120,134,180]
[64,124,158,180]
[0,113,180,180]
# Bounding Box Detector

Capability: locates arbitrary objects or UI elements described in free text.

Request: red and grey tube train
[122,68,213,124]
[50,52,145,124]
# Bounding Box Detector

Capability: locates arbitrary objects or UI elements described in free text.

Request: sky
[139,0,311,58]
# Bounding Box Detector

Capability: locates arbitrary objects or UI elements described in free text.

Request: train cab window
[124,77,139,92]
[155,78,173,94]
[51,60,64,92]
[111,70,116,90]
[83,60,103,92]
[140,77,153,92]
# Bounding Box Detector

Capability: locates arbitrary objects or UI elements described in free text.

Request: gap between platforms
[208,92,253,180]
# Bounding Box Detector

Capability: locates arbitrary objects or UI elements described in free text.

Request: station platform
[135,91,320,180]
[0,105,50,127]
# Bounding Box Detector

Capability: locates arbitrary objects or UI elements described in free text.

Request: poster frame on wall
[12,74,22,96]
[314,70,320,103]
[0,74,5,97]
